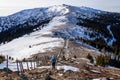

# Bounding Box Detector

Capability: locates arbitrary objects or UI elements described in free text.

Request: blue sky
[0,0,120,16]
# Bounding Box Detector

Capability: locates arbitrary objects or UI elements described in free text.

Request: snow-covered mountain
[0,4,103,32]
[0,4,106,43]
[0,4,120,59]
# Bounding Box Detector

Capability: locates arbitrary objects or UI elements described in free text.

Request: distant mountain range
[0,4,120,52]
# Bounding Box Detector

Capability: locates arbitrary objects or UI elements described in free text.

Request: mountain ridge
[0,4,120,53]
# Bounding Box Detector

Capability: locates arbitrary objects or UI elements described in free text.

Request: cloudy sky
[0,0,120,16]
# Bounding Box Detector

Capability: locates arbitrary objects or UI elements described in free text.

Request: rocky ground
[1,59,120,80]
[0,41,120,80]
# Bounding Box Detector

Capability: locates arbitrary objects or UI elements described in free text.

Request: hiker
[51,55,57,69]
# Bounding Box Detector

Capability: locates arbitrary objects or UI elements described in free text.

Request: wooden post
[21,62,24,72]
[44,56,46,63]
[19,62,22,74]
[16,60,19,76]
[30,60,33,70]
[38,58,41,67]
[34,61,35,69]
[6,55,8,77]
[26,61,29,70]
[36,58,40,67]
[36,60,38,67]
[19,61,24,74]
[43,57,45,64]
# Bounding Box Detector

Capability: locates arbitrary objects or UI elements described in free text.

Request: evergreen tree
[86,54,94,63]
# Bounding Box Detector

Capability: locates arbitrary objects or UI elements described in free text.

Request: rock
[66,70,74,74]
[14,77,21,80]
[0,71,6,77]
[45,74,54,80]
[20,74,28,80]
[3,67,12,74]
[101,77,110,80]
[48,71,52,75]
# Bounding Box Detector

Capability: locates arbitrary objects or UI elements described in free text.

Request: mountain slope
[0,5,105,42]
[0,4,120,59]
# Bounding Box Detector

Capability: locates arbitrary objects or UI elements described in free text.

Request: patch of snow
[87,62,94,66]
[90,70,101,74]
[48,5,69,16]
[105,66,120,70]
[0,36,61,60]
[77,58,90,62]
[57,73,63,76]
[107,25,116,46]
[38,65,79,72]
[38,66,51,69]
[57,65,79,72]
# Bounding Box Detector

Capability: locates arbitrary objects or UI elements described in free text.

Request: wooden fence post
[33,61,36,69]
[30,60,33,70]
[21,62,24,72]
[19,62,22,74]
[16,60,19,76]
[26,61,29,70]
[36,60,38,67]
[19,61,23,74]
[6,55,8,77]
